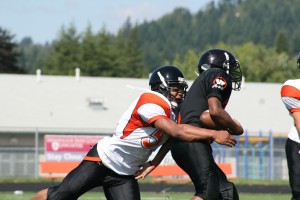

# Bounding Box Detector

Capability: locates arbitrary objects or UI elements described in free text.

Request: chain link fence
[0,129,289,180]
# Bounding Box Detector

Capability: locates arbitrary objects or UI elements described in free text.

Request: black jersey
[179,68,232,127]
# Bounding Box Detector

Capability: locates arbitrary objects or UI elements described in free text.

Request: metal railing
[0,129,289,180]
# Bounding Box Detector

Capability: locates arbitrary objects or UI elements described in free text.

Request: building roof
[0,74,292,135]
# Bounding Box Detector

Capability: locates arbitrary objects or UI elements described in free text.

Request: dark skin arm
[208,97,244,135]
[135,138,172,179]
[135,116,237,180]
[153,117,237,145]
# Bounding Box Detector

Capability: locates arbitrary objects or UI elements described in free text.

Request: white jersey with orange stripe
[281,79,300,143]
[97,91,175,175]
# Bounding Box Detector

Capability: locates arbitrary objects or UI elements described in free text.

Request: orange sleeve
[281,85,300,99]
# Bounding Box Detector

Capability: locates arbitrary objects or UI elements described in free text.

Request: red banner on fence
[44,135,103,161]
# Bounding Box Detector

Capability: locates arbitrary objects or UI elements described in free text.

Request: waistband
[83,144,102,163]
[83,156,102,162]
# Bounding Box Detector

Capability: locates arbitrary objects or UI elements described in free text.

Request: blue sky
[1,0,212,44]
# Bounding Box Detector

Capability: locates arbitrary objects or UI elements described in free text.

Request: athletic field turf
[0,192,291,200]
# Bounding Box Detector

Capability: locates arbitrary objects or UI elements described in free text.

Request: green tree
[275,31,290,54]
[79,25,100,76]
[15,0,300,81]
[0,27,23,73]
[93,28,117,76]
[170,42,298,83]
[172,50,199,80]
[18,37,50,74]
[214,42,296,83]
[116,27,144,77]
[44,24,81,75]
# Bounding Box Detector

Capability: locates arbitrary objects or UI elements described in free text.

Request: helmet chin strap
[170,101,178,108]
[170,101,179,110]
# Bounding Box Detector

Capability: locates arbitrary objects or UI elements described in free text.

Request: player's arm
[149,138,172,166]
[208,97,244,135]
[135,139,172,180]
[281,95,300,137]
[153,117,236,147]
[291,111,300,137]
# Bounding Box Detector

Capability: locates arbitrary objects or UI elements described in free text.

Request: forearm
[150,139,172,166]
[154,118,217,142]
[208,97,243,135]
[174,124,217,141]
[153,118,236,147]
[135,139,171,180]
[211,110,243,135]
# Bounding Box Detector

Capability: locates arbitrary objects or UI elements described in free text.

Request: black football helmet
[197,48,242,91]
[297,52,300,69]
[149,65,188,109]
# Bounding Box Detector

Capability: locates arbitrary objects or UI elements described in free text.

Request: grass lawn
[0,192,291,200]
[0,178,291,200]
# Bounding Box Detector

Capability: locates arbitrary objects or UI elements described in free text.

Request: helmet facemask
[224,60,242,91]
[157,71,188,110]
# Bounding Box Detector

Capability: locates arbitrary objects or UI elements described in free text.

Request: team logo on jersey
[212,77,227,90]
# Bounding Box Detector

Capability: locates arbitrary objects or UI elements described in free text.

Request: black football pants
[286,138,300,200]
[47,144,141,200]
[171,140,239,200]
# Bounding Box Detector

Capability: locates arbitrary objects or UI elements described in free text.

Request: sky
[0,0,213,44]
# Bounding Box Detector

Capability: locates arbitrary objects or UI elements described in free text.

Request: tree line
[1,0,299,82]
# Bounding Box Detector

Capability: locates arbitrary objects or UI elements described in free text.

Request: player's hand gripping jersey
[281,79,300,143]
[97,91,175,175]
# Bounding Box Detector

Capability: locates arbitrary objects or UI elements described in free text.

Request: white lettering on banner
[45,152,86,161]
[63,153,85,161]
[46,153,63,161]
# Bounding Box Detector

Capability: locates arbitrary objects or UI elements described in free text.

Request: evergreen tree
[116,27,144,77]
[79,25,99,76]
[275,31,290,54]
[18,37,50,74]
[94,28,116,76]
[181,50,199,80]
[123,27,144,77]
[172,50,199,80]
[13,0,300,82]
[0,27,24,73]
[44,24,81,75]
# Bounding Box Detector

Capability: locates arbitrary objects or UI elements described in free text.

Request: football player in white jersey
[281,53,300,200]
[31,65,236,200]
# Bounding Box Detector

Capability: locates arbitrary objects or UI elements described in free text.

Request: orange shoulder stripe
[290,108,300,113]
[281,85,300,99]
[121,92,171,139]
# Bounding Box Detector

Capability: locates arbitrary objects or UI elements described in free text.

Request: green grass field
[0,192,291,200]
[0,178,291,200]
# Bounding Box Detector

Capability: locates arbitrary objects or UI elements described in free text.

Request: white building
[0,73,292,147]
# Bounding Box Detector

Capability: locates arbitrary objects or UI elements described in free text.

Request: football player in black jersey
[171,49,244,200]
